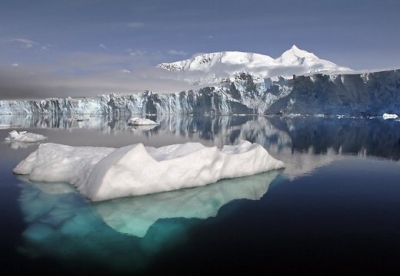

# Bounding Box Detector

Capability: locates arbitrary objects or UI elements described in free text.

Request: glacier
[1,69,399,117]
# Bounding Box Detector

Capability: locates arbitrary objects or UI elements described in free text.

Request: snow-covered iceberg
[5,130,47,143]
[13,140,284,201]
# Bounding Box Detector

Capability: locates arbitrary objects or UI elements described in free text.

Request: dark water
[1,115,400,275]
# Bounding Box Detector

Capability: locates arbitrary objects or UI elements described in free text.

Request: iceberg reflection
[16,170,281,272]
[92,170,280,237]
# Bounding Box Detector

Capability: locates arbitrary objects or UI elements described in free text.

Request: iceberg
[5,130,47,143]
[128,117,158,126]
[382,113,398,120]
[13,140,284,201]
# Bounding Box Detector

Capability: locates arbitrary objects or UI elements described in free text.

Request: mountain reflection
[3,114,400,160]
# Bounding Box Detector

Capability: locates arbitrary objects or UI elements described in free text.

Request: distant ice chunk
[5,130,47,143]
[14,141,284,201]
[382,113,398,120]
[128,117,158,126]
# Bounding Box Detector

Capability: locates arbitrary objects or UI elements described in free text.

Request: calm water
[1,115,400,275]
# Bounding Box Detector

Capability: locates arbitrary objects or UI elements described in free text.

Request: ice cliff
[1,69,399,117]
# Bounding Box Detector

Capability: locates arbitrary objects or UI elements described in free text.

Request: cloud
[167,50,188,56]
[127,22,144,29]
[126,49,147,57]
[12,38,39,49]
[1,38,52,51]
[0,60,196,100]
[99,43,108,50]
[41,44,52,51]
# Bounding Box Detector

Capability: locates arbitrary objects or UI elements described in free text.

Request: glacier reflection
[2,114,400,161]
[16,170,281,272]
[92,170,280,237]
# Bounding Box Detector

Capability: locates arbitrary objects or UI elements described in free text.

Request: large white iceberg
[13,140,284,201]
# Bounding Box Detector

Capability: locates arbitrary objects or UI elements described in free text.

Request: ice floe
[5,130,47,143]
[128,117,158,126]
[382,113,398,120]
[13,140,284,201]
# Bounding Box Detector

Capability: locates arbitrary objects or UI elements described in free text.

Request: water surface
[1,115,400,274]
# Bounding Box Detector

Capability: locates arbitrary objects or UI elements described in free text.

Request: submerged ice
[13,140,284,201]
[16,166,282,272]
[93,170,279,237]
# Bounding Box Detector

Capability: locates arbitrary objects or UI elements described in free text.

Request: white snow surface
[5,130,47,143]
[13,141,284,201]
[127,117,158,126]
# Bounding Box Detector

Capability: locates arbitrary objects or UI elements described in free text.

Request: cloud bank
[0,61,197,100]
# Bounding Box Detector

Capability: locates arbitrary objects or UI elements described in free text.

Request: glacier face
[0,69,399,117]
[0,74,289,116]
[267,69,400,116]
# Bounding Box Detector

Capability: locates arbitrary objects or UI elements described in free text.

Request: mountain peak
[280,45,317,59]
[291,45,300,51]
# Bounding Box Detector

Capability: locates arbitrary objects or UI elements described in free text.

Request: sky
[1,0,400,99]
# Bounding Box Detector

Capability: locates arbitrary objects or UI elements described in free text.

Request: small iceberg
[5,130,47,143]
[13,140,284,201]
[127,117,158,126]
[382,113,398,120]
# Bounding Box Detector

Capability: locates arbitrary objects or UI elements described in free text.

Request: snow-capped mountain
[157,45,352,85]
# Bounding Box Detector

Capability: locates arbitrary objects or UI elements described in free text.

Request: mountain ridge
[157,45,352,85]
